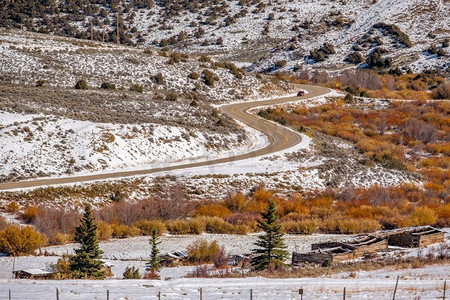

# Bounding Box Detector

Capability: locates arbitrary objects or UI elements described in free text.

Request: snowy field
[0,234,348,280]
[0,265,448,299]
[0,232,448,299]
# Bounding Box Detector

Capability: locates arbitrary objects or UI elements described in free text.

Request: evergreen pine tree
[251,199,288,271]
[145,227,162,279]
[123,266,140,279]
[149,227,162,270]
[70,205,105,279]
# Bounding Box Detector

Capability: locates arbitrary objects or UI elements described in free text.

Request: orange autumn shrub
[224,192,247,212]
[424,182,445,193]
[22,206,38,223]
[347,205,375,219]
[252,188,272,203]
[277,196,309,216]
[436,204,450,226]
[409,207,437,226]
[282,219,320,234]
[194,204,232,218]
[336,218,381,234]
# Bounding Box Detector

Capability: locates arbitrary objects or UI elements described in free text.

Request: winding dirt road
[0,84,329,191]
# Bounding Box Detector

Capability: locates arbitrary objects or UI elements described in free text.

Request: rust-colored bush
[22,206,38,223]
[224,193,248,212]
[0,216,7,231]
[166,219,194,235]
[0,225,47,255]
[409,207,437,226]
[52,232,73,245]
[132,219,166,235]
[193,204,232,218]
[187,239,221,263]
[6,202,19,213]
[282,219,319,234]
[97,221,113,240]
[432,83,450,99]
[111,224,140,238]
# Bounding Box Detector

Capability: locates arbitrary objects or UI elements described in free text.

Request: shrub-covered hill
[0,0,448,75]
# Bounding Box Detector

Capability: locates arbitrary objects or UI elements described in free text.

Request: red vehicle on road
[297,90,305,96]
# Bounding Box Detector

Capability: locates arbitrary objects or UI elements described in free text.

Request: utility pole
[90,21,93,41]
[392,276,399,300]
[444,280,447,300]
[116,14,120,45]
[12,255,15,279]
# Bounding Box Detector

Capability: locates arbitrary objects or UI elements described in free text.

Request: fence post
[158,291,161,300]
[56,288,59,300]
[444,280,447,300]
[250,288,253,300]
[343,287,346,300]
[199,288,202,300]
[9,289,11,300]
[392,276,399,300]
[107,289,109,300]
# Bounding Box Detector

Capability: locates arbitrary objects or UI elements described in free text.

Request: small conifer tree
[123,266,140,279]
[69,205,105,279]
[251,199,288,271]
[145,227,161,279]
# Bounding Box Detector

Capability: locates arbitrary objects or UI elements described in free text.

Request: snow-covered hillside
[0,110,267,181]
[0,29,291,103]
[4,0,447,74]
[245,0,449,73]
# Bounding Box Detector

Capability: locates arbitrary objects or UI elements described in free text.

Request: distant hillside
[0,29,290,103]
[0,0,449,76]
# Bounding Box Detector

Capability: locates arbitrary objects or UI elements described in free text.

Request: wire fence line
[0,278,447,300]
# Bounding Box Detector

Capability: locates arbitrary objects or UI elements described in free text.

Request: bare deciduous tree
[311,71,330,84]
[432,83,450,99]
[34,207,80,237]
[385,75,396,91]
[298,70,310,81]
[337,70,381,90]
[377,113,387,135]
[403,118,438,144]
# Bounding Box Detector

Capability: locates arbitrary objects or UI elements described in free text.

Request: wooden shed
[292,246,354,265]
[160,249,188,266]
[13,268,54,279]
[385,226,444,248]
[311,235,388,257]
[292,251,332,265]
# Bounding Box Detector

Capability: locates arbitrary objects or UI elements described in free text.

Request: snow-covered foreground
[0,232,448,299]
[0,265,448,299]
[0,234,347,280]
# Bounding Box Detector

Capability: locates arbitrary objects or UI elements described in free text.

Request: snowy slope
[13,0,447,74]
[0,111,268,180]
